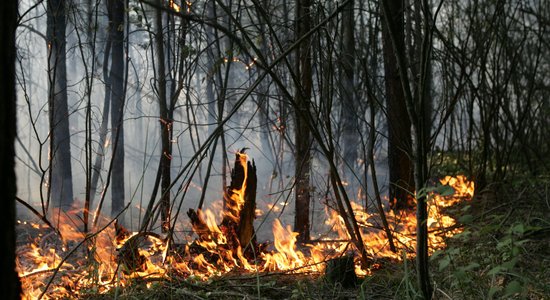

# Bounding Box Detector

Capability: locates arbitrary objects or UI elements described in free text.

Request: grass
[428,176,550,299]
[73,177,550,299]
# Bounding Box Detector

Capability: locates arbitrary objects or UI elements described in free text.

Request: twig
[20,268,58,279]
[436,288,454,300]
[16,196,61,237]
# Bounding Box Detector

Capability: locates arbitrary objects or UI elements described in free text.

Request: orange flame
[17,168,473,298]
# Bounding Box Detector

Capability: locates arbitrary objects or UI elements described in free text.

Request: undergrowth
[429,176,550,299]
[80,176,549,300]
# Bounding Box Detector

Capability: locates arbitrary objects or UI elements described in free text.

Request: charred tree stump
[187,150,258,260]
[221,151,258,254]
[325,255,357,288]
[237,158,257,250]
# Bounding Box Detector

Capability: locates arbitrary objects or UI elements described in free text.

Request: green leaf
[417,188,428,199]
[452,230,471,241]
[501,257,518,270]
[435,185,456,197]
[488,266,503,276]
[503,280,523,297]
[497,237,512,250]
[488,286,502,298]
[448,248,460,256]
[458,214,474,224]
[463,262,480,271]
[439,256,451,271]
[511,223,526,235]
[453,269,467,281]
[430,250,443,261]
[461,204,471,212]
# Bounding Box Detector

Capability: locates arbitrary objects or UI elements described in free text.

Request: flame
[18,162,473,298]
[169,0,180,12]
[223,152,248,223]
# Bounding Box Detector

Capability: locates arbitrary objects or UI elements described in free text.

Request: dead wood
[187,151,259,262]
[116,234,147,273]
[221,152,257,255]
[237,160,257,251]
[115,221,163,274]
[186,208,211,241]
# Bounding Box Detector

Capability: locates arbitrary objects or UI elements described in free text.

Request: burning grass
[16,153,476,299]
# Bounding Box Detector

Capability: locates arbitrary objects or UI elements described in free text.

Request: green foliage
[431,216,540,299]
[291,281,308,299]
[416,181,455,200]
[431,243,480,292]
[430,151,471,177]
[395,251,420,299]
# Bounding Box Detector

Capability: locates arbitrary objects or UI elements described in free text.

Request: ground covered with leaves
[76,176,550,299]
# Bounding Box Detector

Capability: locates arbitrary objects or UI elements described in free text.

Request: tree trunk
[237,159,257,250]
[381,0,415,210]
[381,0,435,296]
[0,0,22,296]
[88,38,112,207]
[221,152,257,252]
[339,0,358,181]
[414,1,434,297]
[156,0,172,232]
[108,0,126,221]
[189,151,257,256]
[294,0,313,243]
[47,0,74,210]
[205,0,218,136]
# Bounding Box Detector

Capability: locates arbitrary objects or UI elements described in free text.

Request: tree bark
[339,0,358,180]
[189,151,257,256]
[221,152,257,250]
[294,0,313,243]
[381,0,434,296]
[414,1,434,297]
[237,160,257,250]
[156,0,172,232]
[108,0,126,221]
[0,0,22,296]
[47,0,74,210]
[88,37,112,210]
[381,0,415,211]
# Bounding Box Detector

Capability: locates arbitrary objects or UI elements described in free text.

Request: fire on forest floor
[16,154,474,299]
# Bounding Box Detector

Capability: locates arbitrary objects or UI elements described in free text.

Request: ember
[16,152,474,299]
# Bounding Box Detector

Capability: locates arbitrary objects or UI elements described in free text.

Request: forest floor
[81,176,550,299]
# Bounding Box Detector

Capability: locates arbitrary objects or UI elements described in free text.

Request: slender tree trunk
[294,0,313,242]
[339,0,358,181]
[156,0,172,232]
[381,0,435,296]
[108,0,126,221]
[47,0,74,210]
[0,0,22,295]
[197,0,224,211]
[364,71,398,253]
[414,1,434,296]
[258,15,274,163]
[381,0,414,210]
[205,0,217,136]
[89,38,112,206]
